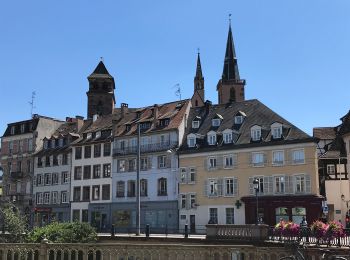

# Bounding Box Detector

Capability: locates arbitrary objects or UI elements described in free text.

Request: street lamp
[253,178,259,225]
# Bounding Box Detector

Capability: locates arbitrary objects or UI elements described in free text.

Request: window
[51,191,59,204]
[292,207,306,223]
[36,193,43,205]
[72,210,80,222]
[37,157,43,167]
[180,168,187,183]
[251,177,265,194]
[141,157,148,171]
[207,133,217,145]
[158,178,167,196]
[61,171,69,184]
[208,179,218,196]
[327,164,335,174]
[19,140,23,153]
[275,176,285,193]
[116,181,125,197]
[84,146,91,158]
[180,194,186,209]
[92,185,100,200]
[73,187,81,201]
[292,149,305,164]
[44,173,51,185]
[251,126,261,141]
[43,140,48,149]
[234,116,243,125]
[20,124,25,133]
[223,132,233,144]
[103,164,111,177]
[192,120,200,129]
[58,138,64,147]
[189,167,196,183]
[93,165,101,178]
[45,156,50,167]
[43,192,50,204]
[272,125,282,139]
[209,208,218,224]
[82,210,89,222]
[62,153,68,165]
[118,160,126,172]
[102,184,110,200]
[223,154,235,168]
[61,191,68,203]
[9,141,13,153]
[226,208,235,224]
[94,144,101,157]
[10,126,15,135]
[275,207,288,223]
[187,135,196,147]
[127,180,136,197]
[36,174,43,186]
[140,179,148,196]
[158,155,166,168]
[140,122,151,129]
[190,194,196,208]
[272,150,284,165]
[252,152,265,167]
[225,178,234,196]
[52,173,59,185]
[159,119,170,126]
[119,140,126,150]
[75,147,82,159]
[28,139,33,152]
[53,155,58,166]
[212,119,221,127]
[82,186,90,201]
[74,166,82,180]
[208,157,217,169]
[128,159,136,172]
[83,165,91,179]
[103,143,111,156]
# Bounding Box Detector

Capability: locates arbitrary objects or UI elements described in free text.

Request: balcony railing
[113,140,178,156]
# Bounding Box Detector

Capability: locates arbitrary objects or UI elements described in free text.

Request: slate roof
[338,110,350,136]
[313,127,336,140]
[88,61,114,79]
[180,99,314,153]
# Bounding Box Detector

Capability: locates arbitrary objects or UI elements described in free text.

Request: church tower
[191,52,205,108]
[86,61,116,119]
[217,22,246,104]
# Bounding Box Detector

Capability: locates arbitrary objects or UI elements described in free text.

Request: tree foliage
[26,221,97,243]
[0,203,28,243]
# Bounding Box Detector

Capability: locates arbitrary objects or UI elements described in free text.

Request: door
[190,215,196,233]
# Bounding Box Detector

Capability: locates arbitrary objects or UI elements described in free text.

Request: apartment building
[111,100,190,232]
[0,115,63,221]
[33,117,84,226]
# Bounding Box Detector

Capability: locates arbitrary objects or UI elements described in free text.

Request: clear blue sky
[0,0,349,137]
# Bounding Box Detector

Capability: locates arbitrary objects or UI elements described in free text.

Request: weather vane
[100,56,104,62]
[229,13,232,24]
[197,48,200,54]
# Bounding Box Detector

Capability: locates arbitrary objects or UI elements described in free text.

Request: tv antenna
[173,83,181,100]
[29,91,36,117]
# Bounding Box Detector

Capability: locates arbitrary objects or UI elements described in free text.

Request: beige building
[179,23,323,233]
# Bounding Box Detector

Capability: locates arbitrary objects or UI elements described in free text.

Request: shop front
[34,205,71,227]
[88,203,111,232]
[241,195,324,226]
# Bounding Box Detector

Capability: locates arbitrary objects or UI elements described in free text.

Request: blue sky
[0,0,349,137]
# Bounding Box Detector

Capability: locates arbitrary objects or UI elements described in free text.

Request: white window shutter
[285,176,292,194]
[217,155,223,169]
[217,179,223,196]
[147,156,153,169]
[263,153,267,165]
[186,194,191,210]
[178,194,183,209]
[268,176,273,194]
[233,154,238,167]
[305,174,311,193]
[204,158,209,171]
[204,180,209,196]
[249,177,254,195]
[166,154,172,168]
[234,177,238,197]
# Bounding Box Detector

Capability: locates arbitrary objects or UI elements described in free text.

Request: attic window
[234,116,243,125]
[96,131,101,138]
[271,123,282,139]
[20,124,25,133]
[207,131,217,145]
[212,119,221,127]
[87,133,92,139]
[51,139,55,148]
[160,119,170,127]
[59,138,64,147]
[187,134,196,148]
[223,130,233,144]
[176,103,183,109]
[44,140,48,149]
[140,122,151,129]
[10,126,15,135]
[126,124,131,132]
[192,120,200,129]
[251,126,262,141]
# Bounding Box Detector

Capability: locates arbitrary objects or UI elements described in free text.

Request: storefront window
[292,207,306,224]
[275,207,288,223]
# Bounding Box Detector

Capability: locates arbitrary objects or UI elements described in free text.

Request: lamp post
[253,178,259,225]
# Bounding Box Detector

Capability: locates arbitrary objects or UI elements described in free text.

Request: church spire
[195,50,203,80]
[191,50,205,108]
[222,20,240,81]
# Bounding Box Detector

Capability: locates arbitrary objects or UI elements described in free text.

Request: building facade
[32,117,83,226]
[0,115,63,222]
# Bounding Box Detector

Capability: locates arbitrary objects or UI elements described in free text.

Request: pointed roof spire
[88,59,113,79]
[195,48,203,79]
[222,15,240,81]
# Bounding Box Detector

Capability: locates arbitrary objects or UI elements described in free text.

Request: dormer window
[212,119,221,127]
[251,125,262,141]
[51,139,55,148]
[271,122,282,139]
[59,138,64,147]
[87,133,92,139]
[234,116,243,125]
[126,124,131,132]
[187,134,196,148]
[96,131,101,139]
[10,126,15,135]
[140,122,151,129]
[43,140,48,149]
[223,129,233,144]
[207,131,217,145]
[192,120,200,129]
[160,119,170,127]
[20,124,25,133]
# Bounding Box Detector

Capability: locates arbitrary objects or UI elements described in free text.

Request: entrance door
[190,215,196,234]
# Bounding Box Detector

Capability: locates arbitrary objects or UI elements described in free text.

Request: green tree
[0,203,27,243]
[27,221,97,243]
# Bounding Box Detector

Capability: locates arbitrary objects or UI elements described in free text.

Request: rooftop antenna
[29,91,36,118]
[173,83,181,100]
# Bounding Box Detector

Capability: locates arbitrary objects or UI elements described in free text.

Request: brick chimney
[121,103,128,118]
[152,104,159,126]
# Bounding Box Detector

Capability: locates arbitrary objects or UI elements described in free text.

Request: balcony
[113,140,178,156]
[10,171,23,179]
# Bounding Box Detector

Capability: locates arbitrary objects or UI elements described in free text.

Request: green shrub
[27,221,97,243]
[0,203,27,243]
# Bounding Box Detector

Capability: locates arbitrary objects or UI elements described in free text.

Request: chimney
[205,100,212,115]
[66,117,73,122]
[121,103,128,118]
[75,116,84,131]
[152,104,159,126]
